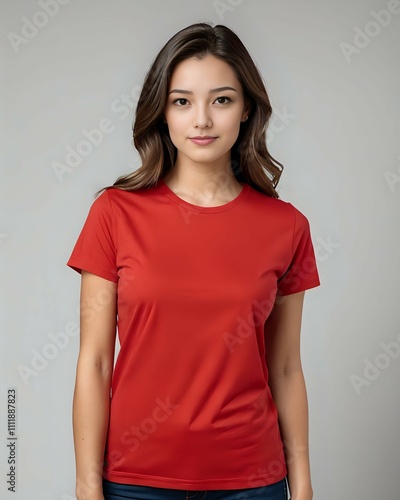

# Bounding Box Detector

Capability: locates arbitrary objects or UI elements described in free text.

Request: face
[164,55,249,168]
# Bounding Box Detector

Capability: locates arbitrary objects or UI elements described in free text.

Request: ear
[241,101,252,122]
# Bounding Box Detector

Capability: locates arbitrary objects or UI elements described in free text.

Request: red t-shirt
[67,178,321,490]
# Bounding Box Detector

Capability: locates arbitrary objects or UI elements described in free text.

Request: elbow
[268,362,304,381]
[76,352,114,382]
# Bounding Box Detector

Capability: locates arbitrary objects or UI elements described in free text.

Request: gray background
[1,1,400,499]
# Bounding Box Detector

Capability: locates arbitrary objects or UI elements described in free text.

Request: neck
[163,156,243,206]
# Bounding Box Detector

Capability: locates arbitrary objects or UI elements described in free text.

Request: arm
[73,271,117,500]
[264,291,313,500]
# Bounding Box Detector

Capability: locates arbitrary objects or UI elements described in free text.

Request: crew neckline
[158,178,250,213]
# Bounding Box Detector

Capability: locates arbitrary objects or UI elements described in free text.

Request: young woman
[67,22,320,500]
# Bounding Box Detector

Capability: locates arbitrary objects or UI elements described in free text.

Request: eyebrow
[168,86,238,95]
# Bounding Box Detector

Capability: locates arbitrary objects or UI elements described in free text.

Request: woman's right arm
[73,270,117,500]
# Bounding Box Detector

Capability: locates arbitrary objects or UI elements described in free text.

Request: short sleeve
[66,189,118,283]
[277,204,320,296]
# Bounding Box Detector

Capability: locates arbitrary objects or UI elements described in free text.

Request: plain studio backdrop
[1,1,399,499]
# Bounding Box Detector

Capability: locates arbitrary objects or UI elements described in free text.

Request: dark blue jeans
[102,476,288,499]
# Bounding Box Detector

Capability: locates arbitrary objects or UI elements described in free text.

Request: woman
[67,22,320,500]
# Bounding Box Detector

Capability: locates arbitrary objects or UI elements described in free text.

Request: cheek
[165,113,186,133]
[218,110,242,130]
[223,118,242,140]
[164,118,183,147]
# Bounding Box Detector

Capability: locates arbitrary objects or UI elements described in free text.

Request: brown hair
[97,22,284,198]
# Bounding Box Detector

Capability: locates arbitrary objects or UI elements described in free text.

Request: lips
[189,136,217,145]
[190,136,217,139]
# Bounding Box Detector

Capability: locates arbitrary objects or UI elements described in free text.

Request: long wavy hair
[97,22,284,198]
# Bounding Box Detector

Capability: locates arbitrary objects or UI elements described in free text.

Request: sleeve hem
[66,259,118,283]
[277,275,321,296]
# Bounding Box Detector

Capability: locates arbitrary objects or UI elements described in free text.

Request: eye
[214,96,232,104]
[173,98,189,106]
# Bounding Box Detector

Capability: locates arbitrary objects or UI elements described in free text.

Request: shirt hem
[103,467,288,490]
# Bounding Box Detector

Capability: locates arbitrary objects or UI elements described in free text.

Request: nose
[193,105,212,129]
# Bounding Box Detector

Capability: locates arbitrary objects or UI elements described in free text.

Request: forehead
[169,55,240,88]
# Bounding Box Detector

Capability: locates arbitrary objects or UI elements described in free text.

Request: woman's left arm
[264,290,314,500]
